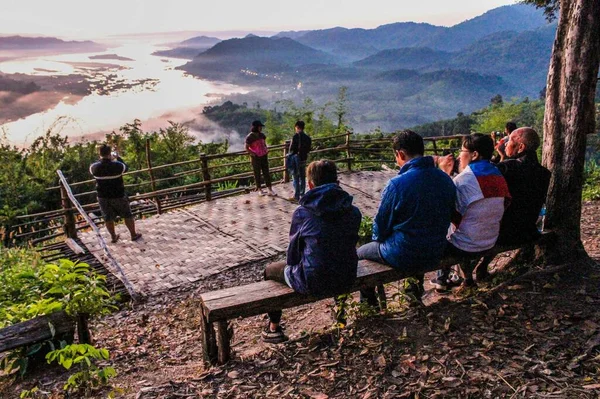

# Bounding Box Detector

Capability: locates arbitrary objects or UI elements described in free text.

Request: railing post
[432,138,439,156]
[200,153,212,201]
[345,131,352,171]
[283,140,291,183]
[59,180,77,239]
[145,139,162,214]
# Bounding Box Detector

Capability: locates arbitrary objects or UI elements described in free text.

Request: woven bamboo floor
[79,171,394,295]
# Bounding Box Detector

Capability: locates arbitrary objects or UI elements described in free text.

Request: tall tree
[523,0,600,260]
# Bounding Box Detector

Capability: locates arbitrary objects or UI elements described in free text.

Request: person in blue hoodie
[262,160,362,343]
[358,130,456,307]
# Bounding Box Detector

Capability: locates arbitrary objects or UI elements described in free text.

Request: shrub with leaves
[358,216,374,246]
[0,251,116,328]
[46,344,117,396]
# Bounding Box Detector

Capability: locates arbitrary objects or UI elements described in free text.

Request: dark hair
[392,130,424,157]
[306,160,337,187]
[505,122,517,133]
[462,133,494,160]
[251,120,265,133]
[295,120,305,129]
[99,144,112,157]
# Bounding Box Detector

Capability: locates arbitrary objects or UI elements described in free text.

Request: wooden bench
[198,232,555,364]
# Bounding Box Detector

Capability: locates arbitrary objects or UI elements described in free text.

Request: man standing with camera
[90,144,142,244]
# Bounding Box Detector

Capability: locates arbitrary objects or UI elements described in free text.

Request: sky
[0,0,517,39]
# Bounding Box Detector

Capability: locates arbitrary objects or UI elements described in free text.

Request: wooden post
[200,311,218,364]
[216,321,231,364]
[144,140,161,214]
[59,181,77,239]
[432,139,439,156]
[283,140,291,183]
[345,131,352,171]
[200,153,212,201]
[145,139,162,214]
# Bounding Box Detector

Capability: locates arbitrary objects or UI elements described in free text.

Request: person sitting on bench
[262,159,362,343]
[358,130,456,307]
[433,133,511,291]
[475,127,551,280]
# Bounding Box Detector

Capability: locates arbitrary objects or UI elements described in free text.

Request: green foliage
[46,343,117,395]
[358,216,374,245]
[472,99,545,134]
[583,160,600,201]
[0,250,116,328]
[520,0,559,21]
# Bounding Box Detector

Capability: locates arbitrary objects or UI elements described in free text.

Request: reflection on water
[0,42,245,146]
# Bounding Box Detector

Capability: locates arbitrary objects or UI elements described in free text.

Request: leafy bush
[358,216,374,246]
[0,250,116,328]
[46,343,117,396]
[583,161,600,201]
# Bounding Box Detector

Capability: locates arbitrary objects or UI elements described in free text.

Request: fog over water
[0,41,247,148]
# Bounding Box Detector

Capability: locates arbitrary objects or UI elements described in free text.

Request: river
[0,41,246,147]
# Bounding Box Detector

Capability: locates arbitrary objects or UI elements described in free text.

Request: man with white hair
[476,127,551,280]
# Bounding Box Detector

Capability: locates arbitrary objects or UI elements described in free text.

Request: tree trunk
[542,0,600,262]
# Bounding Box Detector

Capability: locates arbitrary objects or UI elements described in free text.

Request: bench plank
[200,232,555,324]
[0,311,75,353]
[201,260,415,323]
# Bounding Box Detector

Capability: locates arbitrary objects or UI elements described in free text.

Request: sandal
[262,324,288,344]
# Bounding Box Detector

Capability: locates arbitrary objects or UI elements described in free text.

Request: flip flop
[131,233,142,241]
[110,234,120,243]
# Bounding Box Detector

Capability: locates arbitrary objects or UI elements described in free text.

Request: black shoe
[431,273,463,293]
[262,325,288,344]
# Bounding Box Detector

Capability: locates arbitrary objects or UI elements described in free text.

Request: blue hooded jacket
[374,156,456,272]
[285,183,362,296]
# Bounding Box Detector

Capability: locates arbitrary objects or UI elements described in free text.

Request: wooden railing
[7,133,465,247]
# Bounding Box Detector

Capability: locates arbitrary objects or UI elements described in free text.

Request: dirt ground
[2,201,600,398]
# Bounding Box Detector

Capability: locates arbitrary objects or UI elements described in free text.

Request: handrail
[11,132,465,243]
[56,170,138,299]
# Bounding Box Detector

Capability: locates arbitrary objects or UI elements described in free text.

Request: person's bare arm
[436,154,455,176]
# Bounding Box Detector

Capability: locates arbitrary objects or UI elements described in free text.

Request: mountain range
[0,36,106,52]
[173,4,556,131]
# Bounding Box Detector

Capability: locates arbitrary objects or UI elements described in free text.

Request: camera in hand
[442,149,460,175]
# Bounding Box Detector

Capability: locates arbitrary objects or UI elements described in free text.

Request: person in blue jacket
[358,130,456,307]
[262,159,362,343]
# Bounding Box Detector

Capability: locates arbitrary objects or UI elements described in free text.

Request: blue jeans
[357,242,387,307]
[357,241,424,306]
[292,162,306,200]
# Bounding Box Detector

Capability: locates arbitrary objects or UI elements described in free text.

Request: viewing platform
[78,171,391,295]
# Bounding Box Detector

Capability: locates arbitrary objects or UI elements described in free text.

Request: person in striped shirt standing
[90,144,142,244]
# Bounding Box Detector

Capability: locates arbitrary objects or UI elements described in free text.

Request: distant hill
[179,36,336,80]
[420,4,551,52]
[446,24,556,93]
[152,35,222,59]
[281,23,444,62]
[0,36,105,52]
[351,23,556,95]
[180,35,221,47]
[275,4,550,60]
[354,47,451,70]
[89,54,134,61]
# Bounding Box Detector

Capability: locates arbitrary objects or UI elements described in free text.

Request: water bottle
[537,205,546,232]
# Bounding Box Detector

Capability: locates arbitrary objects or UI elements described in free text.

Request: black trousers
[263,261,347,324]
[251,155,271,190]
[264,261,287,324]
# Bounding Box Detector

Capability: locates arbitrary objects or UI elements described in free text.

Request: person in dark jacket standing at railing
[261,160,362,343]
[245,120,276,197]
[288,120,312,201]
[90,144,141,244]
